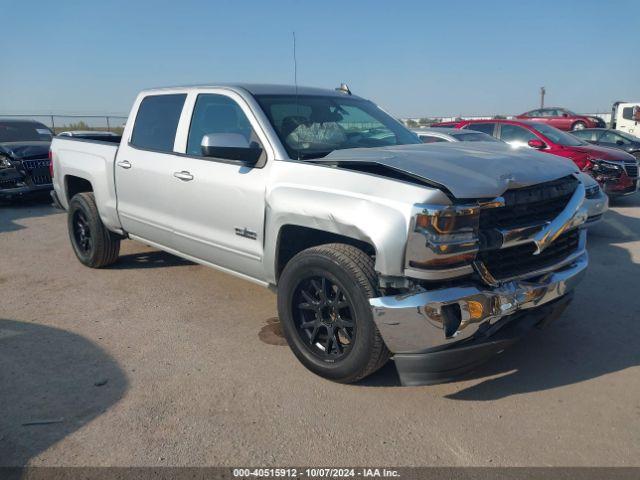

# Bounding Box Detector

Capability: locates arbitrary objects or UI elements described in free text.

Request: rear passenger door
[115,92,188,248]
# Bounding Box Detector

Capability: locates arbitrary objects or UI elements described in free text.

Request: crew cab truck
[51,84,589,385]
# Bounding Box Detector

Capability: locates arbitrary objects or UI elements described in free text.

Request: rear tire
[67,192,120,268]
[277,243,390,383]
[572,121,587,131]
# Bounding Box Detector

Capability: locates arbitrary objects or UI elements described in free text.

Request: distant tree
[493,114,507,119]
[405,119,419,128]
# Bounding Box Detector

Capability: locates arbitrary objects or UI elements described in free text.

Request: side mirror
[562,113,569,117]
[201,133,262,163]
[528,139,546,149]
[616,140,624,146]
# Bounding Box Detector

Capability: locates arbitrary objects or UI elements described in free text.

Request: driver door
[167,90,271,281]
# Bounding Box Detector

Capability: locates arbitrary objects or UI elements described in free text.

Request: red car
[433,119,638,196]
[516,108,605,131]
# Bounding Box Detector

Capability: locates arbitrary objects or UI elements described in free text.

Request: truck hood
[313,142,580,199]
[0,141,51,160]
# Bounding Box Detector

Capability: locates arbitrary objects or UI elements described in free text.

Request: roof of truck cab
[142,83,365,99]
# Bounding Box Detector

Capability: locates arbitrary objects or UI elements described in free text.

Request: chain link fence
[0,114,128,135]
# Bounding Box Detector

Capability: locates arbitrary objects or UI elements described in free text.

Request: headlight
[406,204,480,270]
[0,154,12,169]
[585,183,600,199]
[589,159,623,177]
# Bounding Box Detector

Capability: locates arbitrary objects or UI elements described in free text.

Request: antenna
[293,31,300,160]
[293,31,298,94]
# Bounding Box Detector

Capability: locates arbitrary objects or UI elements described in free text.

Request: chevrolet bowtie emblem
[531,183,587,254]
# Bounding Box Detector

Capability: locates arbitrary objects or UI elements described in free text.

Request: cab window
[187,94,261,156]
[131,94,187,152]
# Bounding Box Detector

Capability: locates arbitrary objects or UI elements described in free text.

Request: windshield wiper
[297,151,333,160]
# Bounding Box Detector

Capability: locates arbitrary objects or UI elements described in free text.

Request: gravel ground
[1,195,639,467]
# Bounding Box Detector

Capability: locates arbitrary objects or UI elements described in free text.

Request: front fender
[263,184,413,284]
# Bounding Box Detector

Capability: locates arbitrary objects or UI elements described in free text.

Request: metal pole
[106,116,111,132]
[50,115,55,132]
[540,87,546,109]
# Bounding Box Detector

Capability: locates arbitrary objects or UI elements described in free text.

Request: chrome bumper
[370,252,588,354]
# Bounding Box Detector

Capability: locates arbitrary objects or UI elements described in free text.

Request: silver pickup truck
[50,84,589,385]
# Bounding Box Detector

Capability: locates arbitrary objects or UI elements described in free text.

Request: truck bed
[51,136,122,231]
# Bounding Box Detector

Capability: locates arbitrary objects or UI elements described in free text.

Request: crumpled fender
[263,183,412,284]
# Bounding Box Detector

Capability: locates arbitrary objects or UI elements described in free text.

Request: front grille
[479,175,578,230]
[624,161,638,178]
[31,174,51,185]
[478,229,581,281]
[22,159,50,171]
[0,178,19,189]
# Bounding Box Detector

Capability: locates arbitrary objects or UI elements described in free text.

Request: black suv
[0,120,54,200]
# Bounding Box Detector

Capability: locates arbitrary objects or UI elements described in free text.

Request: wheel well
[65,176,93,201]
[276,225,376,280]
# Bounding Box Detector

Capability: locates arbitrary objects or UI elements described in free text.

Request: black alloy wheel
[72,209,92,254]
[292,275,356,360]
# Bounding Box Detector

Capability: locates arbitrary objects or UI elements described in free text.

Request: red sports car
[432,119,638,196]
[516,108,605,131]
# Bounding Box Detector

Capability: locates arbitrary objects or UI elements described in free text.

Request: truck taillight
[49,149,54,178]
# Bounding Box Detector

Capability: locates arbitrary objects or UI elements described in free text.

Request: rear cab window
[130,94,187,152]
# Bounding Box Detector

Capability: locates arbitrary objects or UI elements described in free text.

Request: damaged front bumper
[370,252,587,385]
[0,168,52,200]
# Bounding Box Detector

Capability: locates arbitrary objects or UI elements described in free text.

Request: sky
[2,0,639,118]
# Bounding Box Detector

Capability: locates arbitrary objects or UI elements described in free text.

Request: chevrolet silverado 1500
[51,84,589,385]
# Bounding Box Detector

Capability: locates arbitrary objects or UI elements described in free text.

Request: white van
[612,102,640,136]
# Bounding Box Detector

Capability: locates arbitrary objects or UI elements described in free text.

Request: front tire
[572,121,587,131]
[277,243,390,383]
[67,192,120,268]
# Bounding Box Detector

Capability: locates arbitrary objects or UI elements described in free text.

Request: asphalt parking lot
[1,196,639,467]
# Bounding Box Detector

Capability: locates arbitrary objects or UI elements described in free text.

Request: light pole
[540,87,546,109]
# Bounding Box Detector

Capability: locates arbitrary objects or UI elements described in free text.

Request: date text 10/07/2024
[232,468,401,478]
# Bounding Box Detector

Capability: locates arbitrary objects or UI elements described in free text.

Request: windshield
[0,121,53,142]
[619,131,640,143]
[255,95,421,159]
[450,132,500,142]
[531,123,586,146]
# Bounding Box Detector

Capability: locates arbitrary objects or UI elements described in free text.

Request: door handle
[173,171,194,181]
[117,160,132,169]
